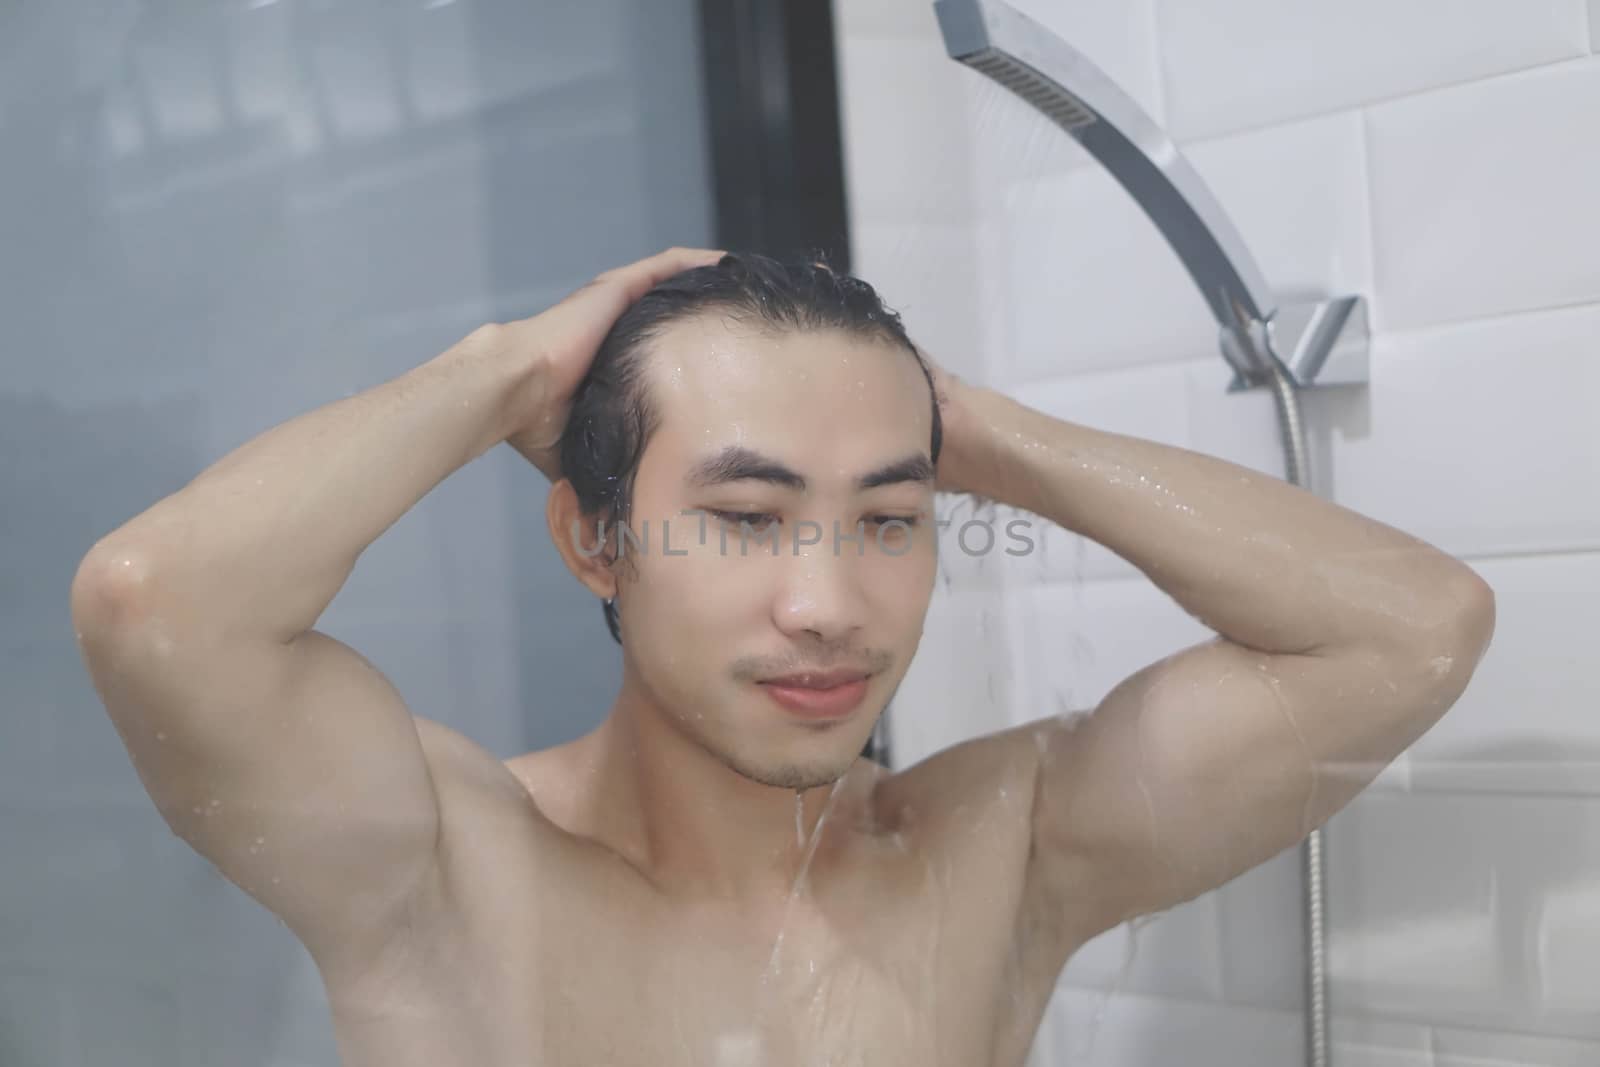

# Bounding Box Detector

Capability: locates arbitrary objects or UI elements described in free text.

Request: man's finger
[555,247,723,322]
[604,246,726,303]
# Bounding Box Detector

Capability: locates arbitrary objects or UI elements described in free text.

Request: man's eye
[709,509,777,530]
[869,515,921,528]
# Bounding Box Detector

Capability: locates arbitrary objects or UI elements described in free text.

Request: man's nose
[773,529,867,642]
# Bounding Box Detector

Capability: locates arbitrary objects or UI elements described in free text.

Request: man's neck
[572,687,881,906]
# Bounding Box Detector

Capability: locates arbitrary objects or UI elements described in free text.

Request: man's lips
[758,672,872,718]
[759,669,870,689]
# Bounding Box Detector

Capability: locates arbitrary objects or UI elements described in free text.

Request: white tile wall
[1213,847,1308,1011]
[1367,58,1600,330]
[835,0,1600,1062]
[1154,0,1589,139]
[1326,789,1600,1038]
[1326,1018,1437,1067]
[1058,897,1224,1002]
[1008,573,1211,723]
[998,165,1215,382]
[1312,305,1600,558]
[1433,1025,1600,1066]
[832,0,944,43]
[1407,552,1600,797]
[850,222,984,377]
[1184,111,1374,311]
[834,35,978,229]
[895,583,1015,767]
[993,108,1372,388]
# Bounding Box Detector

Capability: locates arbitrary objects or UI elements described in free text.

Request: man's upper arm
[1024,615,1491,938]
[73,563,447,974]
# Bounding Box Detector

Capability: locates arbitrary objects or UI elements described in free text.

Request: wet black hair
[557,249,944,645]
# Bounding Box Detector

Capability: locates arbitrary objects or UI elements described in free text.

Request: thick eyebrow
[856,453,935,490]
[685,446,806,491]
[684,445,933,493]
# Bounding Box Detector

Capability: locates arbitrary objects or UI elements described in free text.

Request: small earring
[604,595,616,609]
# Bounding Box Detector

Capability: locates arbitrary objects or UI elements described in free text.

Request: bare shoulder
[871,724,1042,847]
[408,717,571,864]
[411,716,532,806]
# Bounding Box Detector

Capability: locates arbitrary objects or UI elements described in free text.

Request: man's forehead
[645,315,911,382]
[638,315,931,462]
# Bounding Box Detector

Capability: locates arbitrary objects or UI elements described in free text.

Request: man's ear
[546,479,617,600]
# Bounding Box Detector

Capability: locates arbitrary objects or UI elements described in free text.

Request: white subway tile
[930,494,1033,594]
[1314,304,1600,558]
[1368,59,1600,330]
[1155,0,1589,140]
[1330,1017,1438,1067]
[851,222,984,381]
[836,36,978,228]
[1434,1024,1600,1066]
[966,71,1095,198]
[1214,847,1304,1010]
[1059,895,1225,1002]
[972,214,1016,386]
[897,584,1014,766]
[998,165,1216,384]
[832,0,943,42]
[1012,573,1214,717]
[1040,986,1301,1067]
[1408,553,1600,798]
[1324,790,1600,1035]
[1324,791,1501,1021]
[1184,111,1374,311]
[995,108,1371,388]
[1531,877,1600,1024]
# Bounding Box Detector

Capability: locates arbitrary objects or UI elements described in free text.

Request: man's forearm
[945,384,1491,657]
[79,327,540,645]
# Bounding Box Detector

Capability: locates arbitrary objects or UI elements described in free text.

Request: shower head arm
[936,0,1282,380]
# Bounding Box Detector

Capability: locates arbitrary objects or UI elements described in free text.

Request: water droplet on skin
[155,731,166,742]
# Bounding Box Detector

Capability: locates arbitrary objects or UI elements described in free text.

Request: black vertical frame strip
[697,0,887,763]
[697,0,853,271]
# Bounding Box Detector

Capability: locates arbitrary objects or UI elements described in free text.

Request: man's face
[613,316,939,790]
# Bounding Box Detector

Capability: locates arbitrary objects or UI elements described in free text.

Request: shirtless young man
[70,246,1496,1066]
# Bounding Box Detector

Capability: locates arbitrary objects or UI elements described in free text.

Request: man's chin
[720,749,856,792]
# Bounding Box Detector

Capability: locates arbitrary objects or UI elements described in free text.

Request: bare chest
[327,823,1048,1067]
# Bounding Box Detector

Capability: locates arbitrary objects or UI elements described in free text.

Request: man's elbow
[1406,570,1497,697]
[1446,569,1497,667]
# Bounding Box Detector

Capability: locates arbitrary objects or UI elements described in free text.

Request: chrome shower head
[935,0,1368,392]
